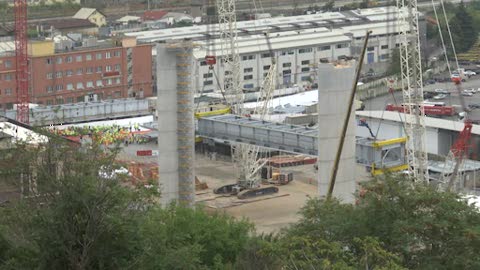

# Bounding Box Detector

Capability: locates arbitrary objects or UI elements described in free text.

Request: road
[363,76,480,119]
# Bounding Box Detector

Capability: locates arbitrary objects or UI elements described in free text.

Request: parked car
[462,91,473,96]
[433,94,447,100]
[426,79,436,84]
[465,70,477,76]
[464,88,476,94]
[434,89,449,94]
[468,104,480,109]
[424,92,435,99]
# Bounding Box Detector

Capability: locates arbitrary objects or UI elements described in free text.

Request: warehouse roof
[356,110,480,135]
[126,6,411,43]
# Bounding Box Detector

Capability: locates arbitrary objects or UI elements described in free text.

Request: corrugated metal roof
[126,6,406,43]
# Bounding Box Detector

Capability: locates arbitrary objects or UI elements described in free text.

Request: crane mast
[396,0,428,182]
[14,0,29,124]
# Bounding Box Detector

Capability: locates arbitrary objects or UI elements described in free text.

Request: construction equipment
[358,118,376,138]
[439,77,473,191]
[212,0,279,198]
[14,0,29,124]
[397,0,429,182]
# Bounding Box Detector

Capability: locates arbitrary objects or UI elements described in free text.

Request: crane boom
[14,0,29,124]
[396,1,428,182]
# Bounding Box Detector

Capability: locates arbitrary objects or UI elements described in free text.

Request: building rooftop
[126,6,411,43]
[142,10,168,21]
[0,41,15,55]
[73,8,99,20]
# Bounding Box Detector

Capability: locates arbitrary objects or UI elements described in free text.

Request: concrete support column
[317,61,357,203]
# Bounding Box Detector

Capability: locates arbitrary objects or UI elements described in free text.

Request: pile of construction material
[261,167,294,185]
[263,155,317,168]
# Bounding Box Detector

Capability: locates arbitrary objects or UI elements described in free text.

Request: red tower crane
[14,0,29,124]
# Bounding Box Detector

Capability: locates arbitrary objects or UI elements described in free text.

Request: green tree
[0,137,254,270]
[322,0,335,12]
[284,176,480,269]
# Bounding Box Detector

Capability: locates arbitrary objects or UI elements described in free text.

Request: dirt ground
[194,153,372,234]
[118,143,372,234]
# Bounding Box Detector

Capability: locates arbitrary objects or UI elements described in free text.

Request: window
[76,82,84,89]
[47,73,53,79]
[301,60,310,65]
[86,81,94,88]
[46,58,52,64]
[367,47,375,51]
[106,52,111,59]
[381,45,389,50]
[66,97,74,104]
[65,56,73,63]
[114,51,121,57]
[301,76,311,81]
[106,65,112,72]
[396,43,400,48]
[263,72,269,77]
[46,86,53,93]
[96,80,103,87]
[86,67,93,74]
[244,67,253,73]
[225,70,232,75]
[46,100,54,106]
[5,60,11,68]
[5,88,12,95]
[380,54,389,60]
[96,53,102,60]
[115,78,121,84]
[244,83,254,89]
[203,80,213,86]
[282,70,291,75]
[281,50,294,55]
[261,53,272,58]
[200,61,207,66]
[5,74,12,81]
[244,75,253,80]
[107,79,113,85]
[66,83,74,90]
[319,45,331,51]
[56,71,62,78]
[298,48,313,54]
[114,64,121,71]
[65,70,73,76]
[241,55,255,61]
[76,55,82,62]
[96,66,102,73]
[203,73,213,78]
[336,43,349,49]
[114,91,122,98]
[55,85,63,91]
[86,54,92,61]
[56,57,62,64]
[282,63,291,68]
[77,68,83,75]
[263,65,271,70]
[301,67,310,72]
[56,98,63,105]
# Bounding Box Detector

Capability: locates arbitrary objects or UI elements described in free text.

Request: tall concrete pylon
[317,60,357,203]
[156,41,195,206]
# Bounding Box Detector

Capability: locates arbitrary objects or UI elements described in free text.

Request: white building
[127,6,422,93]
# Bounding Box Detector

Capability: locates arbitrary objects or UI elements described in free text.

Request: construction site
[2,0,480,235]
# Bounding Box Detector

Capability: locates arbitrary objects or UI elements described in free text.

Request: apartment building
[0,37,153,109]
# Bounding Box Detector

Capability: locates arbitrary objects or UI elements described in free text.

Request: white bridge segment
[197,114,318,155]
